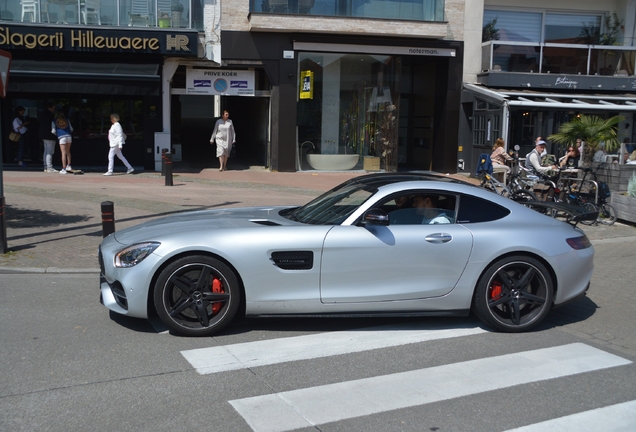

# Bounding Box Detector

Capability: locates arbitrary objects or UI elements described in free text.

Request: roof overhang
[464,83,636,112]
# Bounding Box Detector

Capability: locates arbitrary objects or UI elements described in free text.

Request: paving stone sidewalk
[1,168,635,273]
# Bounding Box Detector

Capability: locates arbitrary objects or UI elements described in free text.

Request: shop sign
[299,70,313,100]
[186,69,255,96]
[0,25,197,56]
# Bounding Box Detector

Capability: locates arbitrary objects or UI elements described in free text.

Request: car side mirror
[362,209,390,226]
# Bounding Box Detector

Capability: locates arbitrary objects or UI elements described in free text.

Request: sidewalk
[1,167,635,273]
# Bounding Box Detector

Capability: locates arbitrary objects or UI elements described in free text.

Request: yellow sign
[299,70,313,100]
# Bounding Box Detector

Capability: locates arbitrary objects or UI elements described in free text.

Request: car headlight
[114,242,161,268]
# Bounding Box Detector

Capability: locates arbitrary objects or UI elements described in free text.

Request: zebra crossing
[180,323,635,432]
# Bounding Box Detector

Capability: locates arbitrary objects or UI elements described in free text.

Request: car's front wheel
[154,255,240,337]
[473,256,553,332]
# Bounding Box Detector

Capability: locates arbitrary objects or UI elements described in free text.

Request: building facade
[460,0,636,172]
[2,0,468,173]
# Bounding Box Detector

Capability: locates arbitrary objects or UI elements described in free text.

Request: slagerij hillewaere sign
[186,69,255,96]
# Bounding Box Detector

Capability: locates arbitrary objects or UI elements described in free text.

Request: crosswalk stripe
[229,343,631,432]
[181,323,487,374]
[504,399,636,432]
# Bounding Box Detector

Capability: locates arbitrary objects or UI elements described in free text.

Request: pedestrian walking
[104,113,134,176]
[53,107,74,174]
[40,102,58,172]
[210,110,236,171]
[12,106,30,167]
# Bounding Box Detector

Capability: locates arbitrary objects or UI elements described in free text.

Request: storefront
[1,23,197,170]
[210,32,463,172]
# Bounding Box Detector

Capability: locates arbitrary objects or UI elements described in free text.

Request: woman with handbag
[12,106,30,167]
[210,110,236,172]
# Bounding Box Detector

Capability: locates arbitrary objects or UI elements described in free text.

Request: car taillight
[566,235,591,250]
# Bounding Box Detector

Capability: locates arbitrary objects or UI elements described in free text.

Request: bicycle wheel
[510,190,538,203]
[580,202,599,226]
[597,203,617,225]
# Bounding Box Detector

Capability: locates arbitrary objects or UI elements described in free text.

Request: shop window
[296,52,401,171]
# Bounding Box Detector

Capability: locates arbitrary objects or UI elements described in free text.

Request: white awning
[464,83,636,112]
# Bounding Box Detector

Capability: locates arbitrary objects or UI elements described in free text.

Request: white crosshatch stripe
[181,323,487,374]
[229,343,631,432]
[504,400,636,432]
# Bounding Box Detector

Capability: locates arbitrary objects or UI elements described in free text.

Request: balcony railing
[482,41,636,77]
[250,0,445,22]
[1,0,201,31]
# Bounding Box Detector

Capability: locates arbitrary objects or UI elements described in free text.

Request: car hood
[112,206,296,244]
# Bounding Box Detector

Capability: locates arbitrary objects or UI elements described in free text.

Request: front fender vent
[271,251,314,270]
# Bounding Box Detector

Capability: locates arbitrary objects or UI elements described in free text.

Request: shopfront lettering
[0,27,63,49]
[203,71,239,77]
[0,25,195,56]
[555,77,578,88]
[409,48,439,55]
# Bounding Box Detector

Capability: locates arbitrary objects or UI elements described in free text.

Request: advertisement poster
[186,69,255,96]
[299,70,313,100]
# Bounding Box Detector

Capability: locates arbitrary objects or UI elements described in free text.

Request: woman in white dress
[210,110,236,171]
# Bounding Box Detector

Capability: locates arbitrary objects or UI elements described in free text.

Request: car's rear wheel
[154,255,240,337]
[473,256,553,332]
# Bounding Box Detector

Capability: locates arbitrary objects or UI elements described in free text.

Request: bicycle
[575,163,617,225]
[477,166,537,203]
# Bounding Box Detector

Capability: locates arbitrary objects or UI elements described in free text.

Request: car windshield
[285,182,376,225]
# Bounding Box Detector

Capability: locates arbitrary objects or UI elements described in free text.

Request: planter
[363,156,381,171]
[611,193,636,223]
[158,18,171,28]
[171,11,182,27]
[306,154,360,171]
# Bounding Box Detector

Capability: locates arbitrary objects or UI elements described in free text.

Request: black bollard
[101,201,115,237]
[164,152,173,186]
[161,148,168,176]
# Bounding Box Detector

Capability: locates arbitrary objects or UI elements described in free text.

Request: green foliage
[548,115,624,162]
[628,172,636,198]
[580,12,623,45]
[482,18,500,42]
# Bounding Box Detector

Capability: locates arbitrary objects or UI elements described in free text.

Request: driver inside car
[413,194,452,224]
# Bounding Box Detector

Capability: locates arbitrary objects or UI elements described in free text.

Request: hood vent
[271,251,314,270]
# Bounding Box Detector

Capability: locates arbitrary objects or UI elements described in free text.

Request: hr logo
[166,35,190,51]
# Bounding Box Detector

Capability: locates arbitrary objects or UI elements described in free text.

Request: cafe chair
[21,0,39,22]
[82,0,101,25]
[129,0,150,26]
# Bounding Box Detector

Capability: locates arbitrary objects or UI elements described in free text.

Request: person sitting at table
[593,142,607,162]
[490,137,513,174]
[559,145,580,168]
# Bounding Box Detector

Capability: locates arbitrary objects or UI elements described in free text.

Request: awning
[464,83,636,112]
[9,60,160,80]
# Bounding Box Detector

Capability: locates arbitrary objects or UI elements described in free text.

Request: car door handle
[425,233,452,244]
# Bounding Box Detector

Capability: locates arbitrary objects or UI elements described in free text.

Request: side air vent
[271,251,314,270]
[251,219,281,226]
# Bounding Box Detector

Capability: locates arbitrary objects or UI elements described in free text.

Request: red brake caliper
[211,277,224,314]
[490,281,503,301]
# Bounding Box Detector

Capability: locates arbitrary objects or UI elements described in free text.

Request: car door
[319,221,473,303]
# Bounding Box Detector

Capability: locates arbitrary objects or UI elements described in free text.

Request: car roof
[343,172,468,190]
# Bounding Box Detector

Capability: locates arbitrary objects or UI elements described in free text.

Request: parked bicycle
[476,152,537,203]
[567,163,617,225]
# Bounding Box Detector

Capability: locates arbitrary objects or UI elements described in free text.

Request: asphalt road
[1,239,635,432]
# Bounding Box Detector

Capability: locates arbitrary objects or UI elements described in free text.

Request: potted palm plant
[548,114,623,164]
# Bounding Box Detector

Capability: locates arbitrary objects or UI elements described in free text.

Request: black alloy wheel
[473,256,554,332]
[154,255,240,336]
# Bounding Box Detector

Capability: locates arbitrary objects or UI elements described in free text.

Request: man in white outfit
[104,113,134,176]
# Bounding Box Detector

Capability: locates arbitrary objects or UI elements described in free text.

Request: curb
[0,267,100,274]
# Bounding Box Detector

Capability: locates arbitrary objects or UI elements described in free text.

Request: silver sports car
[99,173,594,336]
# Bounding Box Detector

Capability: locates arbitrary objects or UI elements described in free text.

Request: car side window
[376,192,457,225]
[455,194,510,223]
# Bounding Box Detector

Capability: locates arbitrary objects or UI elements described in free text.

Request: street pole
[0,49,11,254]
